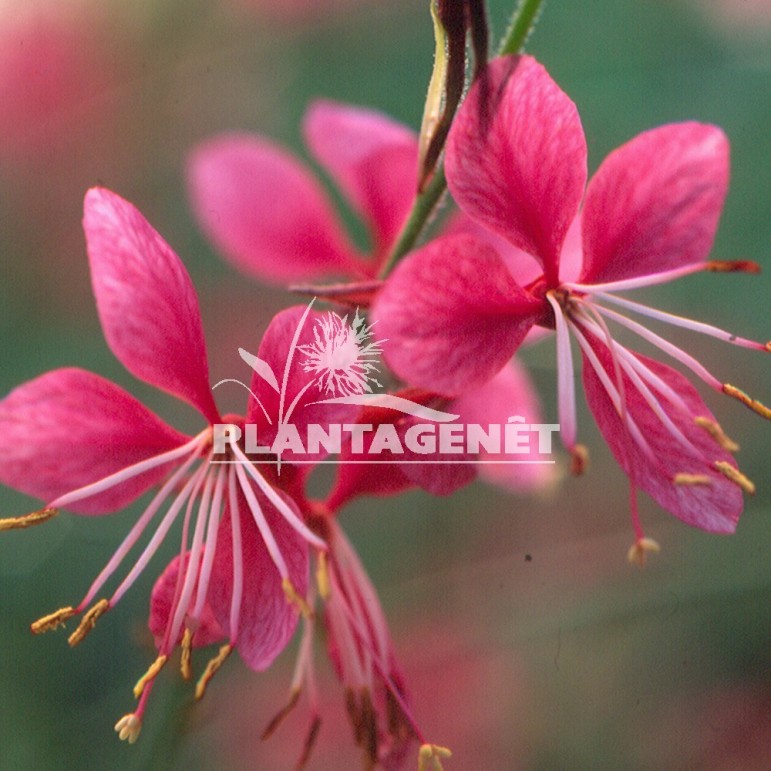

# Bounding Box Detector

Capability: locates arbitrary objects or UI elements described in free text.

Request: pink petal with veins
[445,55,586,284]
[303,100,418,259]
[207,489,308,670]
[582,344,742,533]
[580,123,729,284]
[187,133,360,282]
[451,360,556,493]
[372,234,541,396]
[84,188,220,424]
[149,553,226,648]
[0,368,189,514]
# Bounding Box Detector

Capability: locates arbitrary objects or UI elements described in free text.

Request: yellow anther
[67,599,109,647]
[0,507,58,532]
[673,473,712,487]
[180,628,193,681]
[765,341,771,353]
[627,537,660,568]
[569,444,589,476]
[723,384,771,420]
[694,417,739,452]
[114,713,142,744]
[30,606,76,635]
[195,643,232,700]
[133,654,168,699]
[282,578,313,619]
[714,461,756,495]
[418,743,453,771]
[316,550,331,602]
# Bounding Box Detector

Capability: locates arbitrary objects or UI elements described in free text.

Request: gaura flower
[261,473,457,770]
[0,188,340,742]
[187,100,418,294]
[373,55,769,545]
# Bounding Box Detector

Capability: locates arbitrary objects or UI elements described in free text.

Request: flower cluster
[0,16,767,771]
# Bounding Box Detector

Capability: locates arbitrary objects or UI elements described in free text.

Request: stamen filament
[191,467,226,621]
[570,322,658,465]
[167,468,217,650]
[109,463,209,607]
[230,443,327,550]
[0,507,58,531]
[591,304,723,390]
[76,451,202,610]
[545,292,578,451]
[50,432,208,510]
[227,469,244,645]
[563,259,760,295]
[234,463,289,580]
[591,291,767,351]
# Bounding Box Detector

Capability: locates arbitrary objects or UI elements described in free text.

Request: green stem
[499,0,544,55]
[378,165,446,277]
[378,0,545,278]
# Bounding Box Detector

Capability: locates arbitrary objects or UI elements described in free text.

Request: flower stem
[378,0,545,278]
[499,0,544,55]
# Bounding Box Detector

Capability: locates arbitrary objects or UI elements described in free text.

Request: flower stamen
[133,654,168,699]
[0,507,58,531]
[723,384,771,420]
[282,578,313,619]
[30,606,76,634]
[180,628,194,680]
[673,473,712,486]
[694,417,739,452]
[714,461,756,495]
[67,598,109,646]
[194,643,233,700]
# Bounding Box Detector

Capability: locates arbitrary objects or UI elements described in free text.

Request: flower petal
[451,360,556,492]
[149,553,226,649]
[84,188,220,424]
[372,234,541,396]
[0,368,189,514]
[445,55,587,284]
[582,343,742,533]
[207,487,308,670]
[303,100,418,260]
[187,133,360,282]
[580,123,729,284]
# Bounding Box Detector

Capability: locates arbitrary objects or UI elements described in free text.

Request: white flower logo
[298,309,384,397]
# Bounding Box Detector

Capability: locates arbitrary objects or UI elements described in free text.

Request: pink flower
[262,513,418,770]
[186,100,418,288]
[373,55,769,541]
[0,188,339,742]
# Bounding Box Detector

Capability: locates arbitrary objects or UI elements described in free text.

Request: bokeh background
[0,1,769,768]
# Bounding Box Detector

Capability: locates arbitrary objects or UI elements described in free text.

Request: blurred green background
[0,0,768,769]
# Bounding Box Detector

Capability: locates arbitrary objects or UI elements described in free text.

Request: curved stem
[378,0,545,278]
